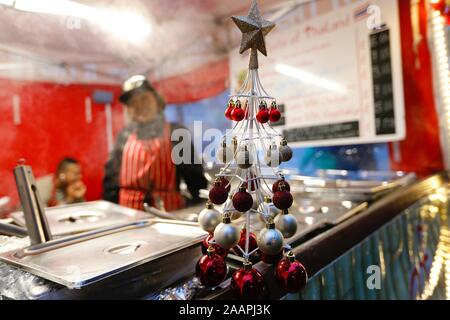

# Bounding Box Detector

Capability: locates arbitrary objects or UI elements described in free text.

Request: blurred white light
[0,0,14,5]
[431,6,450,170]
[13,0,151,43]
[275,63,347,94]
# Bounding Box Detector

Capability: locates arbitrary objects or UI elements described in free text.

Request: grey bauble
[214,216,240,249]
[275,209,298,238]
[257,222,284,255]
[198,202,222,233]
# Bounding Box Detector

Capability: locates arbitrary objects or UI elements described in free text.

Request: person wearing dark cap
[102,75,207,211]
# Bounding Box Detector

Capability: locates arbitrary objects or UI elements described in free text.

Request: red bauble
[256,108,270,124]
[202,234,228,257]
[232,188,253,212]
[269,108,281,123]
[275,252,308,293]
[234,228,258,256]
[219,177,231,192]
[260,250,283,264]
[273,190,293,210]
[231,107,245,122]
[431,0,446,14]
[231,263,265,299]
[209,180,229,205]
[272,179,291,193]
[196,247,228,287]
[225,106,234,120]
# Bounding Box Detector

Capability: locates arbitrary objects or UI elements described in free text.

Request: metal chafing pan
[283,170,416,201]
[10,201,152,236]
[0,218,207,290]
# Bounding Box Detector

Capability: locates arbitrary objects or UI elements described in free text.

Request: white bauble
[257,223,284,255]
[198,203,221,233]
[214,218,240,249]
[275,210,298,238]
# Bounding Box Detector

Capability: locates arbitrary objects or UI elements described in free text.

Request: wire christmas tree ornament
[195,0,307,298]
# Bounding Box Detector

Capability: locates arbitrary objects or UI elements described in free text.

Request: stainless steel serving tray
[10,201,151,236]
[283,170,416,201]
[0,218,207,289]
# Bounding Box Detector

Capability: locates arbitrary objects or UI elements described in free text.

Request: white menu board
[229,0,405,147]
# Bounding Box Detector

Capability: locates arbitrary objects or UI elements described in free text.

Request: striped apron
[118,122,184,211]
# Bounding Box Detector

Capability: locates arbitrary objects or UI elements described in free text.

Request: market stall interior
[0,0,450,300]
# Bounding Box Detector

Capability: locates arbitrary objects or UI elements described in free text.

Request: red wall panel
[0,79,124,208]
[389,0,444,176]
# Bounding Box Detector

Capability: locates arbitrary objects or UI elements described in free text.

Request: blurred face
[125,90,159,123]
[64,163,82,184]
[59,163,82,186]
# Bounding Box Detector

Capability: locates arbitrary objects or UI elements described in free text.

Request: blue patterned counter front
[285,191,449,300]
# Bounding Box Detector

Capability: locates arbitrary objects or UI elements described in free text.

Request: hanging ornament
[225,100,235,120]
[279,138,293,162]
[198,202,222,234]
[209,178,229,205]
[257,220,284,255]
[217,139,234,164]
[256,100,270,124]
[269,101,281,123]
[264,143,282,167]
[232,184,254,212]
[202,234,228,257]
[214,214,240,249]
[431,0,446,14]
[275,209,297,238]
[275,251,308,293]
[272,177,291,193]
[260,250,284,265]
[234,226,258,257]
[231,100,245,121]
[273,182,294,210]
[231,261,265,299]
[236,145,254,169]
[196,246,228,287]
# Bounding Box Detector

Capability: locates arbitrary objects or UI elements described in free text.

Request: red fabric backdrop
[0,80,125,207]
[388,0,444,175]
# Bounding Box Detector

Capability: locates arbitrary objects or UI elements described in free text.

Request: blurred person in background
[48,157,86,207]
[102,75,207,212]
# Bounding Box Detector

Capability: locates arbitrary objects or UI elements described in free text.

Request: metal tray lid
[10,201,152,236]
[0,219,207,289]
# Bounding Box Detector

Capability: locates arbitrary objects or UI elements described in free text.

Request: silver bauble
[279,144,293,162]
[275,210,298,238]
[217,146,234,164]
[236,147,254,169]
[257,223,284,255]
[214,218,240,249]
[198,203,221,233]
